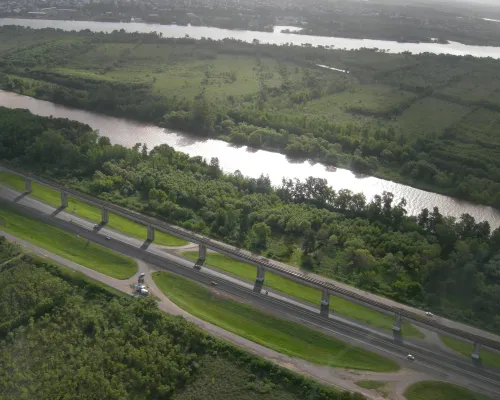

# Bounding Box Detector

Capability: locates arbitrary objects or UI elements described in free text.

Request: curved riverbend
[2,18,500,58]
[1,90,499,227]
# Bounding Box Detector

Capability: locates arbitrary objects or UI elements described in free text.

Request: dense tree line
[0,238,364,400]
[0,107,499,332]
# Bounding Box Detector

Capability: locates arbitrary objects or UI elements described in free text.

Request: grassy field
[0,171,187,247]
[153,271,399,372]
[297,84,416,119]
[355,380,389,397]
[174,356,305,400]
[0,202,137,279]
[182,251,423,338]
[355,380,386,390]
[404,381,492,400]
[440,336,500,370]
[393,97,469,138]
[52,45,303,102]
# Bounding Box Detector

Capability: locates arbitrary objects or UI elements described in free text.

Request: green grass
[440,336,500,370]
[152,271,399,372]
[0,171,187,246]
[29,253,129,299]
[53,48,303,102]
[393,97,470,138]
[182,251,424,338]
[0,202,137,279]
[298,84,416,120]
[355,380,386,390]
[404,381,493,400]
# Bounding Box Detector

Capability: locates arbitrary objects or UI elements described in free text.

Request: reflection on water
[2,18,500,58]
[1,91,500,227]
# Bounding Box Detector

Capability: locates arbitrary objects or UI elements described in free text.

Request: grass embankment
[404,381,493,400]
[355,380,389,397]
[355,380,386,390]
[30,253,129,299]
[182,251,424,339]
[0,202,137,279]
[0,171,187,246]
[152,271,399,372]
[440,336,500,370]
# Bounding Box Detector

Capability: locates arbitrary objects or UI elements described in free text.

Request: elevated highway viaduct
[3,163,499,359]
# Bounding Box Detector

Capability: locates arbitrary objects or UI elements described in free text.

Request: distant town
[0,0,306,31]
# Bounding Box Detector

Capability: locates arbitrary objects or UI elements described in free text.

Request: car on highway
[425,311,434,317]
[209,281,218,286]
[105,236,111,240]
[407,354,415,361]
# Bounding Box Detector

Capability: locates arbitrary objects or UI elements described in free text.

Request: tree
[249,222,271,250]
[418,208,429,229]
[348,248,375,271]
[302,230,316,255]
[191,91,215,133]
[98,136,111,146]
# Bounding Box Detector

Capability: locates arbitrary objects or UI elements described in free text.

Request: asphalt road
[4,165,499,345]
[1,188,500,399]
[4,165,500,350]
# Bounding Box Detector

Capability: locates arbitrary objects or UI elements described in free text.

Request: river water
[3,18,500,58]
[1,91,499,227]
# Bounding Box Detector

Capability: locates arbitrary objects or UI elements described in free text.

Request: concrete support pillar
[147,225,155,242]
[24,177,32,193]
[320,289,330,317]
[393,313,402,333]
[194,244,207,269]
[198,244,207,262]
[101,207,109,224]
[472,342,481,360]
[253,265,265,293]
[60,191,68,208]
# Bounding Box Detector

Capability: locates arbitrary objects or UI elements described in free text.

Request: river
[3,18,500,58]
[1,90,499,227]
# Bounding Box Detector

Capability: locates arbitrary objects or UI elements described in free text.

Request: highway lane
[4,164,500,347]
[0,183,418,340]
[1,195,500,398]
[0,183,483,351]
[1,185,499,368]
[4,164,500,350]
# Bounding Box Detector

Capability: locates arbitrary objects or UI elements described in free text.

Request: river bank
[1,89,499,227]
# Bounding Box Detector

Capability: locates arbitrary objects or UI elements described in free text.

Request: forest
[0,107,499,334]
[1,26,500,208]
[0,238,364,400]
